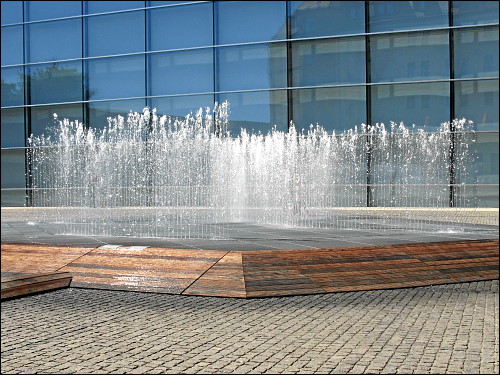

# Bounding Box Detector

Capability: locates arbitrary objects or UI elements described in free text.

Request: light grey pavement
[1,280,498,374]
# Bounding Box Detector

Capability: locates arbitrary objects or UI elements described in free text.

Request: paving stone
[1,280,498,374]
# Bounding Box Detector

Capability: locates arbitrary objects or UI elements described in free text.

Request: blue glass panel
[29,61,82,105]
[1,108,25,148]
[88,99,146,130]
[290,1,365,39]
[216,43,287,91]
[27,19,82,63]
[1,149,26,188]
[149,49,213,96]
[1,1,23,25]
[148,1,198,6]
[452,1,499,26]
[292,86,366,133]
[369,1,448,33]
[30,104,83,138]
[150,94,214,119]
[26,1,82,22]
[1,25,23,66]
[216,1,286,44]
[454,27,499,79]
[2,149,26,200]
[148,2,212,51]
[292,37,365,87]
[216,90,287,135]
[370,30,449,83]
[85,1,144,14]
[455,80,499,131]
[1,66,24,107]
[88,55,145,100]
[371,82,450,130]
[86,11,145,57]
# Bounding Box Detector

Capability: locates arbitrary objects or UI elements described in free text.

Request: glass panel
[291,86,366,133]
[1,66,24,107]
[88,55,145,100]
[1,189,26,206]
[150,94,214,119]
[29,61,82,105]
[148,1,198,6]
[452,1,499,26]
[216,1,286,44]
[26,1,82,22]
[289,1,365,39]
[216,43,287,91]
[369,1,449,33]
[88,99,146,130]
[27,19,82,63]
[1,108,25,147]
[216,90,287,135]
[148,2,212,51]
[371,82,450,130]
[30,104,83,138]
[149,49,213,96]
[455,80,499,131]
[1,148,26,188]
[1,1,23,25]
[85,1,144,14]
[454,27,499,79]
[292,37,365,87]
[370,30,449,83]
[86,11,145,57]
[1,25,23,66]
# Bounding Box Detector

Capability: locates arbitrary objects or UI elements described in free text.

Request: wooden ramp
[1,272,72,300]
[1,239,498,298]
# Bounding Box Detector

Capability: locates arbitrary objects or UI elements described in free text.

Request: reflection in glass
[1,149,26,188]
[452,1,499,26]
[27,19,82,63]
[369,1,448,32]
[29,61,82,105]
[88,55,145,100]
[30,104,83,138]
[216,1,286,44]
[454,27,499,79]
[292,86,366,133]
[1,66,24,107]
[292,37,365,87]
[1,108,25,148]
[1,1,23,25]
[216,43,287,91]
[371,82,450,130]
[370,30,449,83]
[1,25,23,66]
[150,94,214,120]
[26,1,81,21]
[148,2,213,51]
[88,99,146,130]
[149,49,213,96]
[216,90,287,134]
[289,1,364,39]
[148,1,199,6]
[86,11,145,57]
[85,1,144,14]
[455,80,499,131]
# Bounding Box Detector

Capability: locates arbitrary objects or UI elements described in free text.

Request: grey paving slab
[2,281,498,374]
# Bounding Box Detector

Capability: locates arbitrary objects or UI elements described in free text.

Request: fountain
[25,102,486,239]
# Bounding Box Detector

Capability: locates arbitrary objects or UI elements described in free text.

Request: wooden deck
[1,239,498,298]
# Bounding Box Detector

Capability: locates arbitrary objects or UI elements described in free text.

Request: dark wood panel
[1,272,72,299]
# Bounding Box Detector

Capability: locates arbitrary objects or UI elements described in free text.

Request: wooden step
[1,272,72,300]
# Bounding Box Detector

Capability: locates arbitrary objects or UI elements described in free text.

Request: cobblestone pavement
[2,281,498,374]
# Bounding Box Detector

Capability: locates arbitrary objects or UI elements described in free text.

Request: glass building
[1,1,499,208]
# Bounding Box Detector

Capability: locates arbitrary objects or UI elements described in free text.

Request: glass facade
[1,1,499,208]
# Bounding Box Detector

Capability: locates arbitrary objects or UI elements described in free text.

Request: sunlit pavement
[1,280,498,374]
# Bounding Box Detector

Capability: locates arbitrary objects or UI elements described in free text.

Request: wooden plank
[1,272,72,299]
